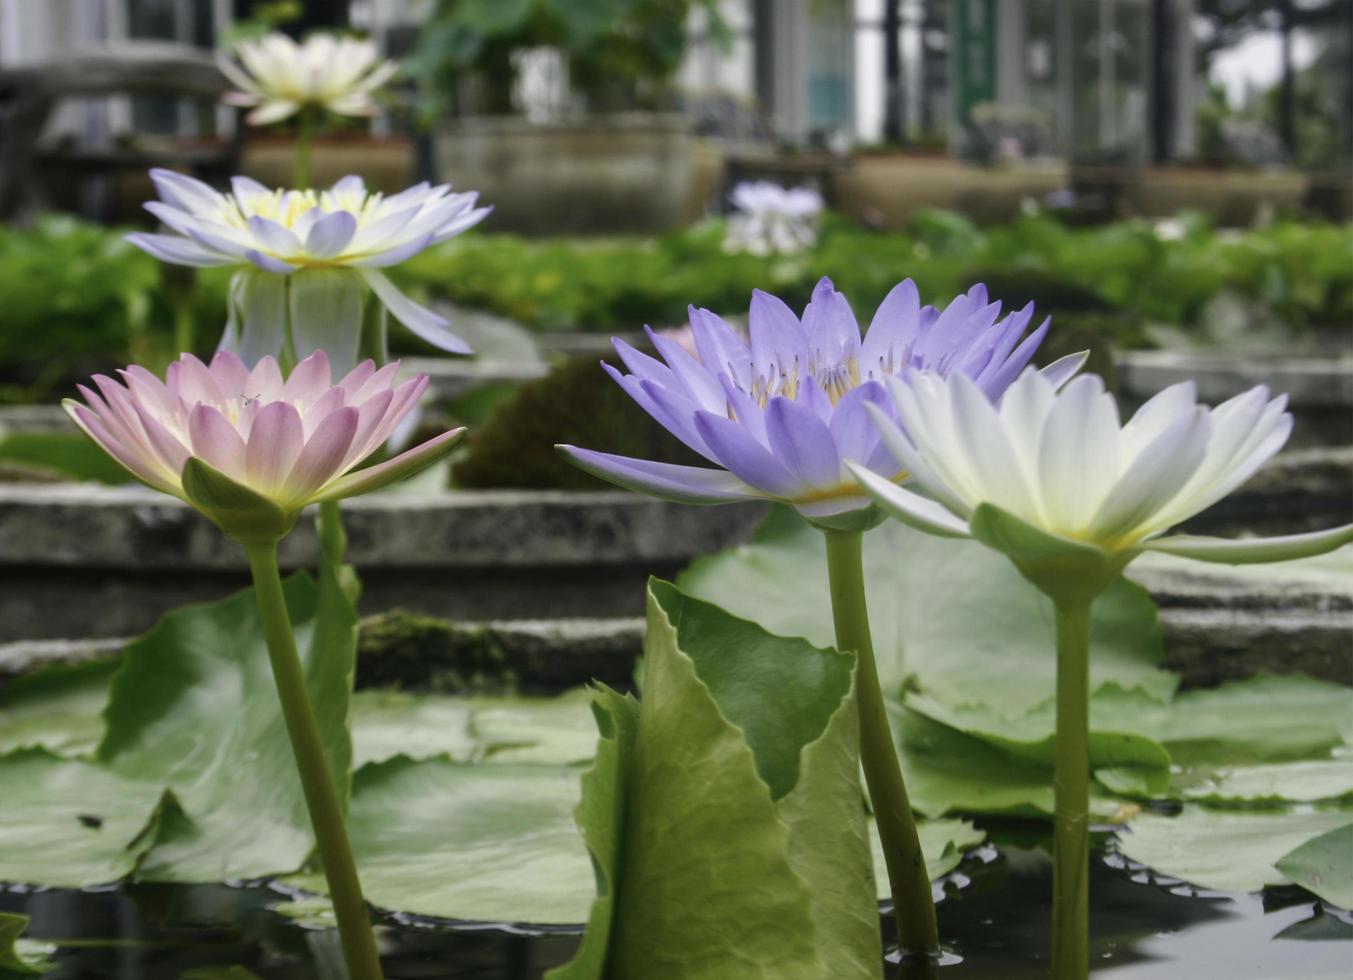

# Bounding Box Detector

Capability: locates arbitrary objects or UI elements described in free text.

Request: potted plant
[411,0,730,234]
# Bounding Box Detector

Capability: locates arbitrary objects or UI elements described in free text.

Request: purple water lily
[559,277,1085,528]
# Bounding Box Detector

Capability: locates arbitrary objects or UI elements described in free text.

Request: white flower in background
[128,170,491,368]
[848,369,1353,586]
[725,181,823,256]
[218,31,398,126]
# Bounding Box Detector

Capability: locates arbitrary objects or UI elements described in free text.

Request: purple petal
[765,396,842,490]
[245,249,299,274]
[305,211,358,258]
[557,446,764,504]
[861,278,922,374]
[694,410,801,497]
[125,232,231,267]
[359,269,472,354]
[247,216,302,255]
[748,289,808,382]
[688,306,752,386]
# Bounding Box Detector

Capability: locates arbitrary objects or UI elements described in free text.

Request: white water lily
[725,181,823,256]
[128,170,490,368]
[219,31,398,126]
[848,369,1353,588]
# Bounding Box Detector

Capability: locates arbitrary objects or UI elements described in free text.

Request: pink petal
[315,428,466,501]
[359,376,426,458]
[336,360,377,398]
[347,362,401,403]
[282,350,334,405]
[245,401,304,495]
[118,365,178,417]
[188,404,248,481]
[247,358,285,403]
[130,400,192,476]
[64,401,174,492]
[301,387,348,435]
[173,354,226,405]
[339,388,394,470]
[285,407,359,502]
[208,351,251,395]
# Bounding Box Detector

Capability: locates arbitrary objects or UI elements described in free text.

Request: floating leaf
[0,749,169,888]
[0,567,356,887]
[1275,823,1353,909]
[287,756,595,924]
[0,913,51,976]
[350,690,477,768]
[0,660,116,758]
[1118,806,1353,895]
[472,689,603,765]
[1172,759,1353,806]
[678,508,1175,715]
[0,431,132,485]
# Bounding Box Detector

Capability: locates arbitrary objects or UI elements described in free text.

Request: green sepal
[180,457,296,546]
[0,913,51,975]
[968,503,1131,604]
[803,502,886,534]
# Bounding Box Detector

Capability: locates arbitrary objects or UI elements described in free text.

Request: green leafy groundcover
[678,507,1353,903]
[0,574,982,935]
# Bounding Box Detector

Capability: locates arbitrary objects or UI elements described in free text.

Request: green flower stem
[823,529,939,958]
[244,543,383,980]
[294,108,315,188]
[1052,597,1092,980]
[318,499,348,566]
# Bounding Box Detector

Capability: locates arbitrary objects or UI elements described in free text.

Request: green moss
[357,610,514,694]
[452,356,702,491]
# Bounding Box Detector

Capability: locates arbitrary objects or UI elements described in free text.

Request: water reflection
[4,828,1350,979]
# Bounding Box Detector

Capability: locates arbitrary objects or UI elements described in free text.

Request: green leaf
[471,689,606,765]
[678,508,1175,716]
[0,432,131,484]
[547,686,640,980]
[350,689,478,768]
[0,749,172,888]
[102,564,357,882]
[0,660,117,757]
[0,913,52,976]
[1171,759,1353,806]
[553,579,881,979]
[286,756,597,924]
[1118,806,1353,895]
[1275,824,1353,909]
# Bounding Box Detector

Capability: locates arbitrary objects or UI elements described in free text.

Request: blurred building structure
[1,1,1348,170]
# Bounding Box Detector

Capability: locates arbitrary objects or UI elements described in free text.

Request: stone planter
[435,114,721,235]
[4,554,1348,693]
[241,136,415,193]
[833,154,1067,228]
[1116,349,1353,448]
[0,483,764,642]
[1133,167,1308,226]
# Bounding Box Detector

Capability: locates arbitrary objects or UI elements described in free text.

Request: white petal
[1087,407,1211,541]
[846,462,972,538]
[1036,374,1120,533]
[1143,526,1353,564]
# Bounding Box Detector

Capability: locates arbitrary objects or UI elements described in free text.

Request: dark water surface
[5,831,1351,979]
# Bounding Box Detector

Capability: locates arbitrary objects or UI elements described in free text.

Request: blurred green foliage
[397,209,1353,340]
[1,209,1347,406]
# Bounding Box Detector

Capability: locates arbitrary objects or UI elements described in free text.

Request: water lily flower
[725,181,824,255]
[559,277,1085,531]
[848,369,1353,588]
[64,349,464,543]
[128,170,489,367]
[850,366,1353,979]
[219,31,398,126]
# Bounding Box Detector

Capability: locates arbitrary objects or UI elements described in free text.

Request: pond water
[4,827,1350,979]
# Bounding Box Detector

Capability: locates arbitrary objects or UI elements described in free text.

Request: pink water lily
[65,350,463,539]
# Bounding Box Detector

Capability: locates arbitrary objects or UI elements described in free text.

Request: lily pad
[0,567,357,887]
[1118,806,1353,896]
[350,690,477,768]
[0,660,116,758]
[0,749,170,888]
[678,507,1175,715]
[1275,823,1353,909]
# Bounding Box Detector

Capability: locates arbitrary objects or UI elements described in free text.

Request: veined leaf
[1275,823,1353,909]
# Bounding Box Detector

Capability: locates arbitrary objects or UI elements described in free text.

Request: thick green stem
[245,543,383,980]
[294,108,314,188]
[823,529,939,958]
[1052,599,1092,980]
[318,499,348,566]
